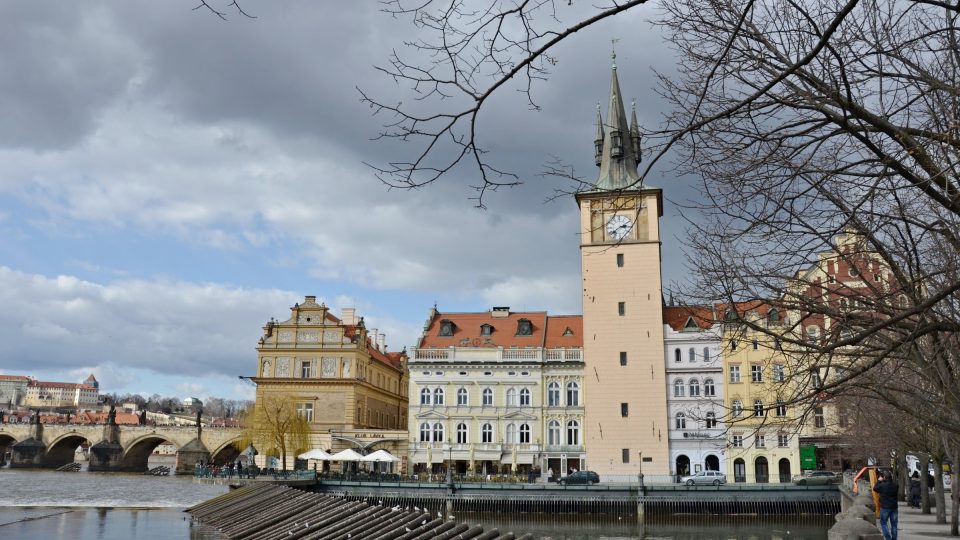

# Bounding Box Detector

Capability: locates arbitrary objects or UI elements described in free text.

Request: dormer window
[682,316,699,332]
[767,309,780,326]
[439,319,455,337]
[480,324,493,336]
[562,327,574,337]
[516,318,533,336]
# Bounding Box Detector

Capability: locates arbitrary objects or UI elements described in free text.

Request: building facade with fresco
[253,296,409,469]
[408,307,584,479]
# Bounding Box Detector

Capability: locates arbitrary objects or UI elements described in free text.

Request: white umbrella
[298,449,333,461]
[329,448,365,462]
[360,449,401,462]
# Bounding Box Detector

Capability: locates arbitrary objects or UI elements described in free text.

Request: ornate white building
[664,305,726,479]
[408,307,585,478]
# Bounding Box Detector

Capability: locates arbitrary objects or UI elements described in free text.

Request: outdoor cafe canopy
[328,448,365,462]
[359,449,401,463]
[297,449,333,461]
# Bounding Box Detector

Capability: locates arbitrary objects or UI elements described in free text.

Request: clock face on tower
[606,215,633,241]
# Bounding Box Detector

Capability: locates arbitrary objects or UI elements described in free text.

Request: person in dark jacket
[873,471,899,540]
[909,472,921,508]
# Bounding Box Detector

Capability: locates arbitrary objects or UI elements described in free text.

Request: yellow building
[720,303,800,483]
[253,296,408,469]
[576,59,670,478]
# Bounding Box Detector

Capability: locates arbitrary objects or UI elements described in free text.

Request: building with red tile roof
[410,306,584,478]
[0,374,30,408]
[23,379,99,410]
[253,296,409,469]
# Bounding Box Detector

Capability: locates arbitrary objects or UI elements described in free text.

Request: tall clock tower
[576,55,670,477]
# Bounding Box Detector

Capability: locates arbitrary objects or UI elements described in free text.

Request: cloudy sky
[0,2,696,401]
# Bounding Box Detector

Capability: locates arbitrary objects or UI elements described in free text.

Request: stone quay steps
[187,483,533,540]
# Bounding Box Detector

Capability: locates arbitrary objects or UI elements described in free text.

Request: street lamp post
[446,438,453,486]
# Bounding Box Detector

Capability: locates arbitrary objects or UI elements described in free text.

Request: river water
[0,468,832,539]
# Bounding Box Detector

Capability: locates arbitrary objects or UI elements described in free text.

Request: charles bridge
[0,421,242,474]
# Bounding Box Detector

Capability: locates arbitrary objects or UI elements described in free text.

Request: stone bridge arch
[120,433,184,472]
[44,432,96,469]
[209,438,242,466]
[0,430,19,466]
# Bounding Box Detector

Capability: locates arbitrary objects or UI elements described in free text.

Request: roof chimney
[341,308,356,325]
[377,333,386,352]
[491,306,510,318]
[370,329,379,350]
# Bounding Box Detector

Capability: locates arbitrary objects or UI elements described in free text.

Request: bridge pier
[88,440,124,471]
[10,438,46,468]
[176,438,210,474]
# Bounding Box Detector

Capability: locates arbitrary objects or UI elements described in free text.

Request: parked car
[793,471,839,485]
[559,470,600,485]
[680,470,727,486]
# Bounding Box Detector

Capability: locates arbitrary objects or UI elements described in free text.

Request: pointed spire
[593,57,642,191]
[594,103,604,166]
[630,99,642,163]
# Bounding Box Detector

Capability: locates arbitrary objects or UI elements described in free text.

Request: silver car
[680,470,727,486]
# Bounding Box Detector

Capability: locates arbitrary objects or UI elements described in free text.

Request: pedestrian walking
[909,472,921,508]
[873,471,899,540]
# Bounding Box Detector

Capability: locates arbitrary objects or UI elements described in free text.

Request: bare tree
[236,395,308,471]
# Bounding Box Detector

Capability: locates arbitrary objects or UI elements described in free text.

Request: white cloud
[480,275,582,315]
[0,266,293,380]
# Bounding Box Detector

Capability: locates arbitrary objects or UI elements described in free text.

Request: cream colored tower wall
[579,191,670,477]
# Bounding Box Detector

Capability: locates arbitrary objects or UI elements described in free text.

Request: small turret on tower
[630,100,642,163]
[594,103,604,167]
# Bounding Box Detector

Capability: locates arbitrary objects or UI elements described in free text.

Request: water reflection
[456,513,831,540]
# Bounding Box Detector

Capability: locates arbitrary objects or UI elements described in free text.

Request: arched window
[506,388,517,406]
[420,388,431,405]
[675,412,686,429]
[433,388,445,405]
[505,423,516,444]
[262,360,271,377]
[419,422,431,442]
[753,399,765,417]
[519,388,531,406]
[548,382,560,406]
[703,347,710,362]
[548,420,561,445]
[482,387,493,406]
[705,411,717,428]
[457,387,468,406]
[689,348,696,362]
[481,423,493,443]
[689,379,700,397]
[704,378,715,396]
[519,423,531,443]
[456,422,468,444]
[674,379,685,397]
[566,382,580,406]
[767,308,780,325]
[674,348,682,362]
[433,422,444,442]
[566,420,580,445]
[732,400,743,417]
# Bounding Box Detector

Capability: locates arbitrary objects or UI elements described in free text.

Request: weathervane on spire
[611,38,620,69]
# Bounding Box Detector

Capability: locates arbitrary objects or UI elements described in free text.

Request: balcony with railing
[411,347,582,363]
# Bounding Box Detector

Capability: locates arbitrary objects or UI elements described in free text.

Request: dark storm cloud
[0,4,139,149]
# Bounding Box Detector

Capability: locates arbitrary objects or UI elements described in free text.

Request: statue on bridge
[107,404,117,426]
[139,410,147,426]
[196,409,202,439]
